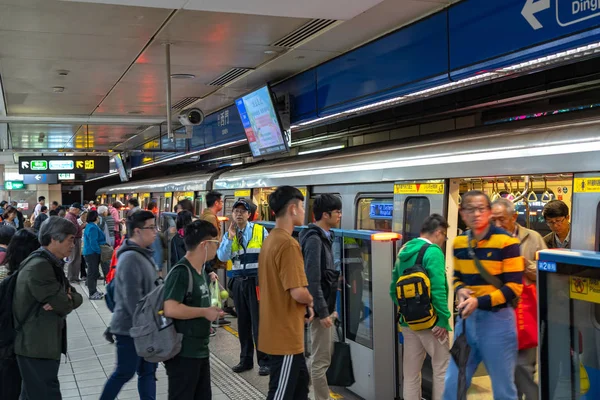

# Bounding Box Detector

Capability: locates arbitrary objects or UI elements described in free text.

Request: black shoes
[258,365,270,376]
[232,363,253,373]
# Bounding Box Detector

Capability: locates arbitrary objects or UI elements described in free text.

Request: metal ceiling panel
[157,10,310,46]
[59,0,386,20]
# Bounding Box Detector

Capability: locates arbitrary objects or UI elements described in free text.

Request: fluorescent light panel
[298,145,345,155]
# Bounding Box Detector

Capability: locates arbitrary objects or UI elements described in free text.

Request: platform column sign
[18,156,110,175]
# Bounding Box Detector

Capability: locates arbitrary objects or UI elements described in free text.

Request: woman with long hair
[169,210,193,270]
[0,228,40,400]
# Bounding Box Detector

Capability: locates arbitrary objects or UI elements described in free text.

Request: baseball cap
[71,202,84,210]
[232,199,251,211]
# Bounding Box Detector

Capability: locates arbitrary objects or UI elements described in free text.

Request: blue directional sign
[23,174,58,185]
[449,0,600,77]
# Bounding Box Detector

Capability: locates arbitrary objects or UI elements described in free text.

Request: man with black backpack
[299,194,341,400]
[11,216,83,399]
[100,211,159,400]
[390,214,451,400]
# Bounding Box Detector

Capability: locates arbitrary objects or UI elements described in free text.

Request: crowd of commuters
[0,188,573,400]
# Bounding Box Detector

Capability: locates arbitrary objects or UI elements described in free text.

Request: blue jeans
[443,307,518,400]
[100,335,157,400]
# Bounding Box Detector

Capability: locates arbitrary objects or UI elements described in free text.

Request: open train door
[392,180,447,399]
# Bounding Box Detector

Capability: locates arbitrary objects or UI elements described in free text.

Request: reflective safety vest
[229,223,265,277]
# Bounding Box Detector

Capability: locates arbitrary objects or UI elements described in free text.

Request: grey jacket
[516,224,547,283]
[110,239,157,336]
[299,224,335,319]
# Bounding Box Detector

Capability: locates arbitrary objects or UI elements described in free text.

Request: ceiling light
[171,74,196,80]
[264,50,278,55]
[52,86,65,93]
[298,145,345,155]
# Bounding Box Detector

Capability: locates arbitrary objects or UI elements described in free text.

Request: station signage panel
[4,181,24,190]
[19,156,110,175]
[58,173,75,180]
[23,174,58,185]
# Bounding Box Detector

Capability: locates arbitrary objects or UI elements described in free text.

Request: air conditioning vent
[208,68,253,86]
[172,97,201,111]
[271,19,337,48]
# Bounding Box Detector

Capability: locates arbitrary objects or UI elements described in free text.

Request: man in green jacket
[389,213,451,400]
[14,216,83,399]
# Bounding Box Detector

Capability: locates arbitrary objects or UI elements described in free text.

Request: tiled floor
[61,281,360,400]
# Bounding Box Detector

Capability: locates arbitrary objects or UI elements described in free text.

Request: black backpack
[0,272,38,359]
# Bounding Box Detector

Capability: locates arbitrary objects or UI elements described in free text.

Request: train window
[403,197,431,243]
[356,197,393,231]
[596,201,600,251]
[223,196,236,218]
[514,190,555,237]
[308,194,342,227]
[342,235,373,349]
[194,195,204,217]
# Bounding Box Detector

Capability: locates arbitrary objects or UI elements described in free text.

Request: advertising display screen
[235,86,288,158]
[113,154,129,182]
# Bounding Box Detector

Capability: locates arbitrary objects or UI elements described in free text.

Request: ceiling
[0,0,455,161]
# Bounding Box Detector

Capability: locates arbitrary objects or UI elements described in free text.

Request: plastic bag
[210,280,228,308]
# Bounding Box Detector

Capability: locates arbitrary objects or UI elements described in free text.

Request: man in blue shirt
[217,198,270,376]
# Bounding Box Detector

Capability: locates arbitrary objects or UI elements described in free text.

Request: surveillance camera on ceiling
[178,108,204,126]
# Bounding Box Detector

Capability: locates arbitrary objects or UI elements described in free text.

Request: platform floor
[58,281,361,400]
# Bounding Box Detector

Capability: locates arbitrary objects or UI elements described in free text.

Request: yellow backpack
[395,243,437,331]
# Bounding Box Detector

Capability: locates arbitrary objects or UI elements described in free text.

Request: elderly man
[14,216,83,399]
[65,203,84,282]
[491,198,546,400]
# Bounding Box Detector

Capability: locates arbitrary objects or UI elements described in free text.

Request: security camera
[178,108,204,126]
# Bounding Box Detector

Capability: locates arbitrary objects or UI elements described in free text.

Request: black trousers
[0,357,21,400]
[267,354,309,400]
[84,253,101,295]
[164,355,211,400]
[231,277,267,367]
[17,355,61,400]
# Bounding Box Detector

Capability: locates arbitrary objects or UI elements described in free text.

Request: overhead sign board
[4,181,24,190]
[23,174,58,185]
[449,0,600,73]
[58,173,75,180]
[19,156,109,175]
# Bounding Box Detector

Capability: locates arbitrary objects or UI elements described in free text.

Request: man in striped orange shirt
[443,190,524,400]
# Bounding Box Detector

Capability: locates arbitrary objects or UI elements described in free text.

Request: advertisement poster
[235,86,287,157]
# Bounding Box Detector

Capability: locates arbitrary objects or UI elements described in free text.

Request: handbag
[326,319,355,387]
[515,281,537,350]
[100,244,114,264]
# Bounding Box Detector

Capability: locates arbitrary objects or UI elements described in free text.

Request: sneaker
[89,292,104,300]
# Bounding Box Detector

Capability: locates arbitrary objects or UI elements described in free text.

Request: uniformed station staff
[217,199,270,376]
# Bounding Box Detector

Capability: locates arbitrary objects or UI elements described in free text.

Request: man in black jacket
[299,194,342,400]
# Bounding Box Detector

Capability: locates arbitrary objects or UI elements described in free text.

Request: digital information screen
[235,86,288,158]
[369,202,394,220]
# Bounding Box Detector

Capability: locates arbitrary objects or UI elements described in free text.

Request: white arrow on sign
[35,174,42,181]
[21,161,29,169]
[522,0,551,30]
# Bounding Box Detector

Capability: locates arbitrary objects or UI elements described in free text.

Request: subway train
[97,116,600,399]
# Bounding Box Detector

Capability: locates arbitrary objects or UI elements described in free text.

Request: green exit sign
[4,181,24,190]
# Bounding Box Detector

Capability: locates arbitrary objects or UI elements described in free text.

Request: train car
[97,117,600,399]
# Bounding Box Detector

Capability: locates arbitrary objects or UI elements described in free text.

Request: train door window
[308,194,342,227]
[342,234,373,349]
[254,188,277,221]
[224,196,236,217]
[403,197,431,243]
[356,197,393,231]
[194,195,204,217]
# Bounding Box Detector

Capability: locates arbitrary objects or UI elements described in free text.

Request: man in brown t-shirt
[258,186,314,400]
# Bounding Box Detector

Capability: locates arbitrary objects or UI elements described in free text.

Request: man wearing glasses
[443,190,524,400]
[542,200,571,249]
[101,211,159,400]
[217,198,270,376]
